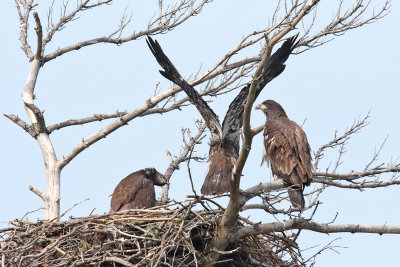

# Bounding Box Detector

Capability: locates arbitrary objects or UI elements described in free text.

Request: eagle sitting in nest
[109,168,167,213]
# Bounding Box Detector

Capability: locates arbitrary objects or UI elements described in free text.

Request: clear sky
[1,1,399,266]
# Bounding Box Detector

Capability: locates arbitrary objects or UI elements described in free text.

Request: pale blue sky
[1,1,400,266]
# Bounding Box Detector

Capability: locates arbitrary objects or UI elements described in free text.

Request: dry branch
[47,111,128,133]
[235,217,400,240]
[160,122,207,204]
[43,0,211,62]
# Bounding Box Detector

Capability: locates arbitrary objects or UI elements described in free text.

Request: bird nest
[0,202,291,266]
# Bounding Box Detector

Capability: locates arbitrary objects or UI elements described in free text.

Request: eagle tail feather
[287,187,305,210]
[201,166,232,195]
[201,147,234,195]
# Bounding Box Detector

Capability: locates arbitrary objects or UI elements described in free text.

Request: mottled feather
[258,100,312,209]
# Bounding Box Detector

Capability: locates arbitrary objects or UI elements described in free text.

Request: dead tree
[6,0,213,220]
[5,1,400,265]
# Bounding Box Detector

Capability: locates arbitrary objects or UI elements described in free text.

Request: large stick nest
[1,202,290,266]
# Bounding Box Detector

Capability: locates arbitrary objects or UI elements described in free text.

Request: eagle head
[144,168,168,186]
[255,99,287,118]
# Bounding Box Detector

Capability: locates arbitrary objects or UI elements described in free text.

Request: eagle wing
[263,118,312,187]
[221,34,299,143]
[147,37,222,140]
[120,179,156,210]
[110,173,154,212]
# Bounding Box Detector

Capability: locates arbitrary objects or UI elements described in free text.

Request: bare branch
[314,165,400,181]
[235,218,400,241]
[251,123,265,137]
[47,111,127,133]
[43,0,211,62]
[43,0,112,47]
[159,121,207,204]
[313,178,400,189]
[15,0,35,60]
[29,185,46,201]
[32,12,43,60]
[239,180,285,205]
[3,114,35,137]
[313,113,370,170]
[24,102,47,135]
[364,135,389,171]
[300,0,391,51]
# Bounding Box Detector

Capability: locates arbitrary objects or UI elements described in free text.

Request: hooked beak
[255,103,262,110]
[154,172,168,186]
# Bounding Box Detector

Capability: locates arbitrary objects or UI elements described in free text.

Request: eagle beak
[154,172,168,186]
[255,104,266,110]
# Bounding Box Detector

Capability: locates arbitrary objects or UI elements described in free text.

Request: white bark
[235,218,400,241]
[22,59,60,220]
[22,59,40,123]
[37,133,60,220]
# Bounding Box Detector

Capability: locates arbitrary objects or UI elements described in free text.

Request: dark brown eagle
[109,168,167,213]
[256,100,312,209]
[147,36,298,195]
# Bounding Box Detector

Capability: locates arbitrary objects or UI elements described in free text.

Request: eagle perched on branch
[109,168,167,213]
[147,36,298,195]
[256,100,312,209]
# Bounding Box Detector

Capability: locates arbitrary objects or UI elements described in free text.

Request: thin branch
[251,123,265,137]
[313,113,369,170]
[239,180,285,205]
[32,12,43,60]
[3,114,34,137]
[43,0,111,46]
[314,166,400,181]
[364,135,389,171]
[299,0,391,51]
[15,0,35,60]
[313,178,400,189]
[47,111,127,133]
[103,257,135,267]
[43,0,210,62]
[159,121,206,204]
[59,198,90,219]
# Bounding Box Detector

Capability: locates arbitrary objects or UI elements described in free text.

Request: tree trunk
[37,133,60,220]
[23,59,60,220]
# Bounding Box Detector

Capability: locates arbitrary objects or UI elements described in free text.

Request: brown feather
[259,100,312,209]
[109,169,165,213]
[201,145,235,195]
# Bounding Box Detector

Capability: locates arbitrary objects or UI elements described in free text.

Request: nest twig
[0,201,292,266]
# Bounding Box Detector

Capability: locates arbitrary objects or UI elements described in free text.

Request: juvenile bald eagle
[109,168,167,213]
[256,100,312,209]
[147,36,298,195]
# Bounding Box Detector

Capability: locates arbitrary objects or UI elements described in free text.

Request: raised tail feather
[201,146,234,195]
